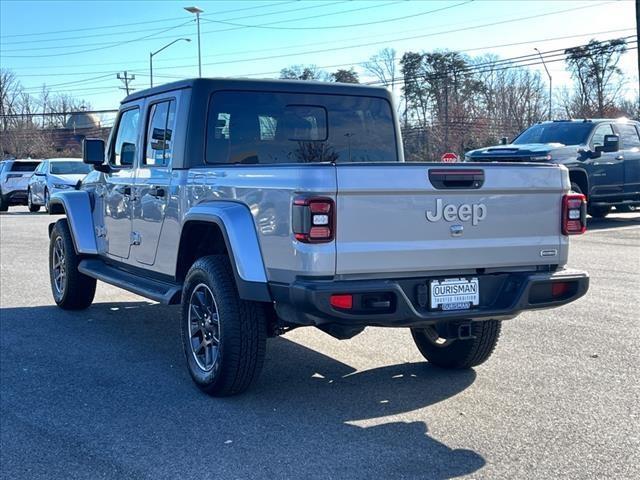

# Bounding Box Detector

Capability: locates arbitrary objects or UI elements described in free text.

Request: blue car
[465,119,640,217]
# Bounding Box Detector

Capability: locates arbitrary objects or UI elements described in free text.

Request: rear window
[9,162,39,172]
[206,91,397,164]
[49,161,92,175]
[617,123,640,149]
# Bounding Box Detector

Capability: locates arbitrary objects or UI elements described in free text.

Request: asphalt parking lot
[1,207,638,480]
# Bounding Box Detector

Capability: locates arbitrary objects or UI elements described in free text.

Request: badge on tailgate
[430,277,479,311]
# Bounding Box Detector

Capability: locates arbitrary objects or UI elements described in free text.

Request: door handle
[615,155,624,161]
[149,186,165,198]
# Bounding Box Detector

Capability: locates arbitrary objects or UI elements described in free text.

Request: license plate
[430,277,479,311]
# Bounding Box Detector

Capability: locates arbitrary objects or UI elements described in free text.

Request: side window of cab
[590,123,614,148]
[110,108,140,168]
[144,99,176,167]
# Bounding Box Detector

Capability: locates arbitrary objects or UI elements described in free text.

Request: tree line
[1,38,637,160]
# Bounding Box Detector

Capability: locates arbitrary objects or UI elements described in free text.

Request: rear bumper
[2,189,28,205]
[271,268,589,328]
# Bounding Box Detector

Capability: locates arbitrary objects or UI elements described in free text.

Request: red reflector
[309,226,331,239]
[310,202,331,213]
[330,294,353,309]
[552,282,571,298]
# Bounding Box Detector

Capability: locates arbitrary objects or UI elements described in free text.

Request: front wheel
[411,320,501,369]
[44,188,50,213]
[49,219,96,310]
[27,189,40,212]
[588,205,611,219]
[181,255,267,396]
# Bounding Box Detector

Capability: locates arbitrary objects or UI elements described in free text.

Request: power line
[0,1,297,39]
[200,0,472,31]
[1,20,193,58]
[0,1,349,50]
[117,72,136,96]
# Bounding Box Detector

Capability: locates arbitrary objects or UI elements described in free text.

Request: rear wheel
[411,320,501,369]
[181,255,267,396]
[49,219,96,310]
[27,189,40,213]
[617,205,636,213]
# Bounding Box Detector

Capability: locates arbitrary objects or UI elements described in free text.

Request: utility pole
[535,48,553,120]
[117,71,135,96]
[636,0,639,100]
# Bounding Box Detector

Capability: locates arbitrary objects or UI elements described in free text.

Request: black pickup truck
[464,119,640,217]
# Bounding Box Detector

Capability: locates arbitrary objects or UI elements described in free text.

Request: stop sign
[441,152,459,163]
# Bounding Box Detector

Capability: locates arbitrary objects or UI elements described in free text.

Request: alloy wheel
[188,283,221,372]
[52,236,66,299]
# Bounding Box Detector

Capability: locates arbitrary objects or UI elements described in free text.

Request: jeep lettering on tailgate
[425,198,487,225]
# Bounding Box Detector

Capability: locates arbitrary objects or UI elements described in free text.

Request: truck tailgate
[335,163,568,276]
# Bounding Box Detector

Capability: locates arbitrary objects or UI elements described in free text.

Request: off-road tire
[411,320,502,369]
[27,189,40,213]
[49,219,96,310]
[181,255,267,396]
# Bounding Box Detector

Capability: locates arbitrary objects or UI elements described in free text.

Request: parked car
[47,78,588,396]
[27,158,91,212]
[464,119,640,217]
[0,159,41,212]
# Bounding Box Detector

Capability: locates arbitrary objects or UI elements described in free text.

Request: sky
[0,0,638,114]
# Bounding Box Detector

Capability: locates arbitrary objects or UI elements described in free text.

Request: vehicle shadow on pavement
[586,213,640,231]
[1,301,485,480]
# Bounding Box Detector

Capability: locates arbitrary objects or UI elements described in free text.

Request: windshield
[49,161,91,175]
[512,123,593,146]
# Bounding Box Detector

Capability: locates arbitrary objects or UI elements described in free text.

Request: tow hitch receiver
[435,321,476,340]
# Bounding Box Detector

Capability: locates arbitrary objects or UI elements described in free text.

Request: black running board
[78,259,182,305]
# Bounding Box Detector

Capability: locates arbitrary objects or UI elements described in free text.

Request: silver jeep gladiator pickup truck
[47,78,589,396]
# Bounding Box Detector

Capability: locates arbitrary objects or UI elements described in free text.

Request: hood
[49,173,87,185]
[466,143,580,162]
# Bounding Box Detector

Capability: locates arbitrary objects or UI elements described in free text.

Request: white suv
[0,159,40,212]
[27,158,91,212]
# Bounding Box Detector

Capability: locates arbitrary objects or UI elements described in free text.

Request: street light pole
[535,47,553,120]
[185,6,204,77]
[149,38,191,88]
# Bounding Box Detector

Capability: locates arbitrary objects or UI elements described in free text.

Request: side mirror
[500,137,508,145]
[82,138,109,172]
[595,134,619,153]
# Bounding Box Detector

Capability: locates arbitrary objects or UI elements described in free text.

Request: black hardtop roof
[122,77,391,104]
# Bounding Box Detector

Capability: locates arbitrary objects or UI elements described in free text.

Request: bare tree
[564,38,628,117]
[279,65,329,81]
[364,48,397,88]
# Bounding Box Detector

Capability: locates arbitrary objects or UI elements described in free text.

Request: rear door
[335,164,566,276]
[131,96,177,266]
[615,122,640,196]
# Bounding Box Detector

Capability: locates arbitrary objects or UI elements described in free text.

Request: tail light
[562,194,587,235]
[292,196,335,243]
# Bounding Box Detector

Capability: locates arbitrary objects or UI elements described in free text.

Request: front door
[587,123,624,198]
[131,98,177,266]
[103,106,141,259]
